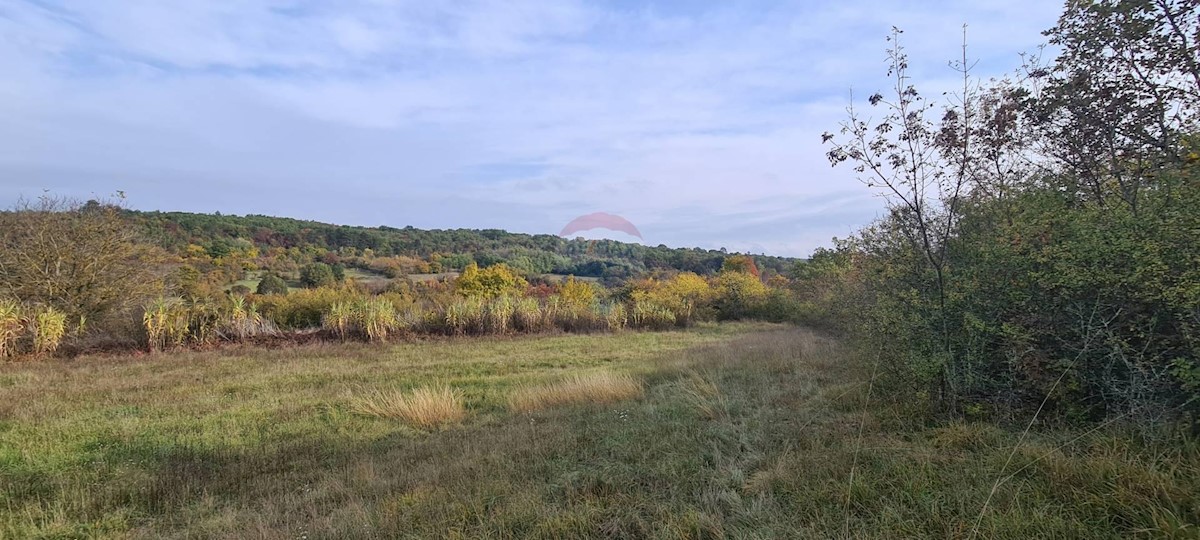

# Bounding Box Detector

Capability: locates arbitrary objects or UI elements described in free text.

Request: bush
[455,263,528,298]
[712,271,768,320]
[299,263,336,288]
[256,274,289,295]
[259,285,363,330]
[0,197,163,332]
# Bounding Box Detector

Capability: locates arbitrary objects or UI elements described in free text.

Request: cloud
[0,0,1061,256]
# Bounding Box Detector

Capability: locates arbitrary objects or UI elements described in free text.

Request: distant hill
[127,210,801,283]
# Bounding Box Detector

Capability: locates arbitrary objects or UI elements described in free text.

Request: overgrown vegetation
[2,325,1195,538]
[0,194,801,359]
[1,0,1196,536]
[813,0,1200,428]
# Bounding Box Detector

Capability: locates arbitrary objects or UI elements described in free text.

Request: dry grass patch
[510,372,643,412]
[350,385,466,429]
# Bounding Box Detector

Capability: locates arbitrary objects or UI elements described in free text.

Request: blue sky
[0,0,1061,256]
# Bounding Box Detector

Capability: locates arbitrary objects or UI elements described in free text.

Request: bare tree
[0,196,166,332]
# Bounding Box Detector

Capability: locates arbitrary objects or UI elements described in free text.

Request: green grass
[1,323,1196,538]
[343,267,389,285]
[226,270,265,293]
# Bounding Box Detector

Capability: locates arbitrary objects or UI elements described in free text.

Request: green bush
[299,263,336,289]
[256,274,289,295]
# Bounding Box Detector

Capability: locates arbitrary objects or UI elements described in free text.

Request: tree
[455,263,528,298]
[1032,0,1200,213]
[299,263,336,288]
[721,255,761,277]
[256,273,290,295]
[713,271,769,320]
[823,26,976,406]
[652,272,713,323]
[558,276,597,310]
[0,196,165,330]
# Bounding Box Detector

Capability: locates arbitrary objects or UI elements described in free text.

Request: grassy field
[2,324,1197,538]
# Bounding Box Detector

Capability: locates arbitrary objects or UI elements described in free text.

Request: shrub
[350,385,466,429]
[256,273,289,295]
[557,276,597,311]
[712,271,769,320]
[299,263,336,288]
[259,286,362,329]
[0,196,163,330]
[455,263,528,298]
[509,372,643,412]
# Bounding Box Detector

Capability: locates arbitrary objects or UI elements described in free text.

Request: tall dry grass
[0,299,23,358]
[510,372,644,412]
[350,385,467,429]
[143,297,189,352]
[31,308,66,355]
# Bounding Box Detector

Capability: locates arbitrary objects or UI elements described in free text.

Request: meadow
[3,323,1195,538]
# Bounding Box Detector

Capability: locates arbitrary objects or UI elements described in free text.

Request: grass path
[2,323,1197,538]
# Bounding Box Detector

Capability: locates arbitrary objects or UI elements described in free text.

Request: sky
[0,0,1063,256]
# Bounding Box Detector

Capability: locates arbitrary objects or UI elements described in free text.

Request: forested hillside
[129,210,798,281]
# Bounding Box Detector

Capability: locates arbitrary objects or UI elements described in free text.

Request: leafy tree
[455,263,528,298]
[713,271,769,321]
[816,0,1200,424]
[299,263,336,289]
[721,255,761,277]
[557,276,597,311]
[256,273,290,295]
